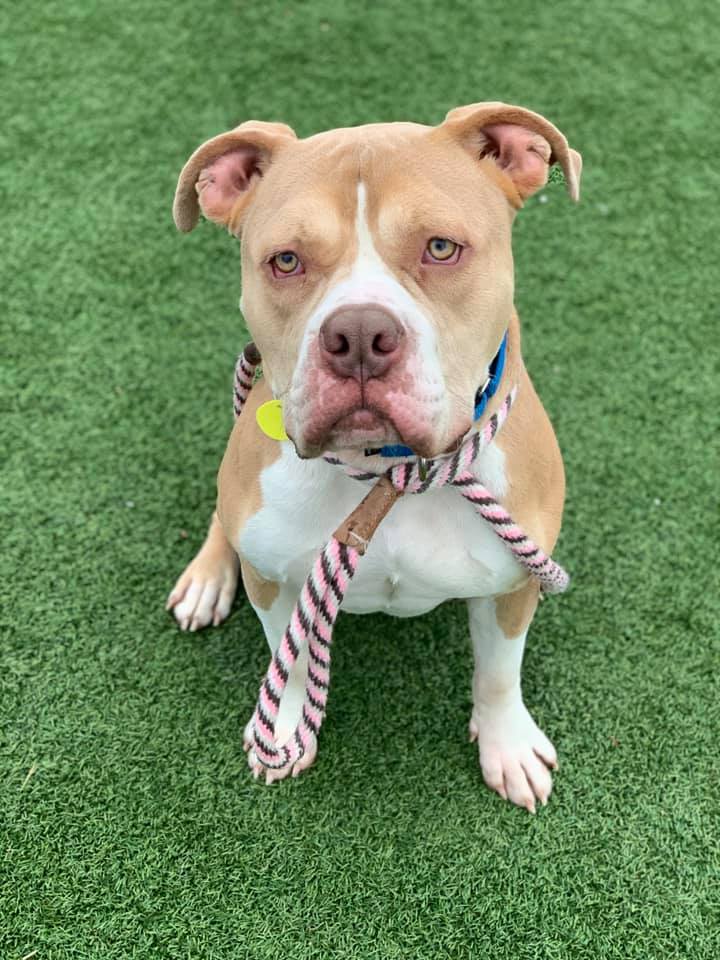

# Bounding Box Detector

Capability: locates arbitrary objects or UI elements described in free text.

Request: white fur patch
[475,440,508,499]
[239,438,522,620]
[468,595,558,812]
[288,182,445,409]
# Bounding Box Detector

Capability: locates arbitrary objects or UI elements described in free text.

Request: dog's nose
[319,305,404,381]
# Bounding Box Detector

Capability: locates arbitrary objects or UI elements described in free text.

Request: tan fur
[479,310,564,641]
[494,315,565,555]
[495,578,540,638]
[240,558,279,611]
[216,376,282,608]
[198,510,238,567]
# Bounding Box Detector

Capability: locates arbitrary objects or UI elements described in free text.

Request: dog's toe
[471,698,557,812]
[167,565,237,632]
[166,519,239,631]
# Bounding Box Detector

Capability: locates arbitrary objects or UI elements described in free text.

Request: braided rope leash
[233,341,261,416]
[233,343,569,775]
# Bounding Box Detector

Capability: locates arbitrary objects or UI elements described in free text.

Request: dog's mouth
[324,406,401,448]
[287,363,459,460]
[291,397,404,457]
[293,401,461,461]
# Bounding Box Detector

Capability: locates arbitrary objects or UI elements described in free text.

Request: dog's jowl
[167,102,582,812]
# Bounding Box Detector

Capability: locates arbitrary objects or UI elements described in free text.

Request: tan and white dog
[167,102,582,812]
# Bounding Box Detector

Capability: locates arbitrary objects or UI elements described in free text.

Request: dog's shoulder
[216,377,283,548]
[496,363,565,555]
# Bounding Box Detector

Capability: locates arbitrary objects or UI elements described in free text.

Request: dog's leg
[467,580,557,813]
[166,511,239,631]
[241,568,318,784]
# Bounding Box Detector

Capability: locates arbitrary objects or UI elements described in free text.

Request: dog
[166,102,582,812]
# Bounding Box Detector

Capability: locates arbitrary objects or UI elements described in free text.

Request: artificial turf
[2,0,719,957]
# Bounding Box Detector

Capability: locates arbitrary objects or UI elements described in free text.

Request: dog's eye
[424,238,460,263]
[271,251,303,277]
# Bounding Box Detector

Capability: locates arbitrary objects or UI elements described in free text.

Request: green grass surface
[2,1,719,957]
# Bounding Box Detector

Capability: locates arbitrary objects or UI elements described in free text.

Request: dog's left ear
[436,102,582,204]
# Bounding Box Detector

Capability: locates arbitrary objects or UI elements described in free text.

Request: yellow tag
[256,399,288,441]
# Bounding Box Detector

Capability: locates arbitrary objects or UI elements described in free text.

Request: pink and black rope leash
[233,343,569,774]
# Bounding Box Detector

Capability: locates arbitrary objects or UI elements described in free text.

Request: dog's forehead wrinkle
[266,123,432,201]
[301,121,429,149]
[255,131,485,254]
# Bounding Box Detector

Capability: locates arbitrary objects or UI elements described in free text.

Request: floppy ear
[173,120,297,234]
[437,102,582,204]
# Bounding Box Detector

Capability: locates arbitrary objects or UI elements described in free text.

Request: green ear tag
[256,399,289,441]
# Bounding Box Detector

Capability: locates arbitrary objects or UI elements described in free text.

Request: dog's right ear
[173,121,297,235]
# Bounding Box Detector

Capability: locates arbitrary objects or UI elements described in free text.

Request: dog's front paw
[242,718,318,784]
[166,547,239,632]
[469,697,558,813]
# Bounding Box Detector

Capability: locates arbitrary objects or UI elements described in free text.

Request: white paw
[470,696,558,813]
[242,718,318,784]
[166,555,238,632]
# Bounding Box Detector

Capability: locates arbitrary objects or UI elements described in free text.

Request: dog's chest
[238,445,524,617]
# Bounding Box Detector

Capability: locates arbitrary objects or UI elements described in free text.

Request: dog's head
[174,103,581,459]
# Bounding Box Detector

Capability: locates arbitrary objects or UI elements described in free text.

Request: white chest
[238,445,525,617]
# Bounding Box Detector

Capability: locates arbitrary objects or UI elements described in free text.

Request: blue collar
[366,331,508,458]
